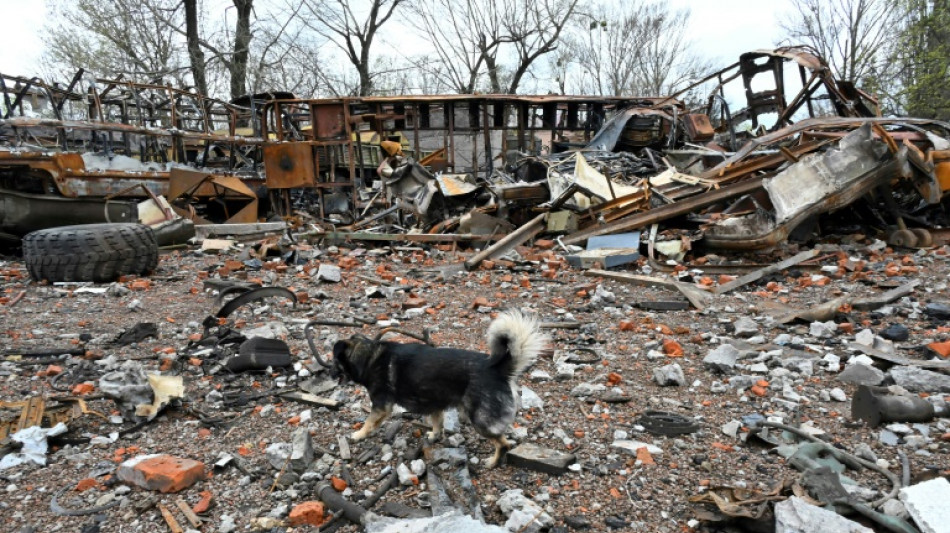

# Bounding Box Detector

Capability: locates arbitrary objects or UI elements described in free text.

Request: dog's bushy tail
[487,309,548,383]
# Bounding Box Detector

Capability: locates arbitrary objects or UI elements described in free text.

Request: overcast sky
[0,0,789,85]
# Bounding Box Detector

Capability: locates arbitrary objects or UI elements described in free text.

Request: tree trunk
[183,0,208,96]
[230,0,253,101]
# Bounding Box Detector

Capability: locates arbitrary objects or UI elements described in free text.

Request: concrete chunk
[889,366,950,393]
[316,263,342,283]
[899,477,950,533]
[505,443,575,475]
[837,363,884,386]
[774,496,872,533]
[703,344,739,374]
[653,363,686,386]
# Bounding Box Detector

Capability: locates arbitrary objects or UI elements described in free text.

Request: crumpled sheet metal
[99,361,183,421]
[689,478,794,520]
[765,123,888,224]
[135,374,185,420]
[547,152,644,210]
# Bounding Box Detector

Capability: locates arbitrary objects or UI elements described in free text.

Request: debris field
[1,232,950,533]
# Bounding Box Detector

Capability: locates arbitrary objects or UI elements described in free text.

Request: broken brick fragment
[289,501,326,527]
[76,478,98,492]
[662,338,684,357]
[192,490,213,514]
[402,297,427,309]
[117,454,206,493]
[72,383,95,395]
[928,341,950,358]
[330,476,347,491]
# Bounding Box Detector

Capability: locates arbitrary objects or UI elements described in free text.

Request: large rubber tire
[22,223,158,283]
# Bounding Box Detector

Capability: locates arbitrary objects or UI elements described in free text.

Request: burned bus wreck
[0,46,948,255]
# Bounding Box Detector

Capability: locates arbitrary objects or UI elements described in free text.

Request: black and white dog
[332,310,548,467]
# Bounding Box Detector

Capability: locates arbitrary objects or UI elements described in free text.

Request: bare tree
[183,0,208,96]
[408,0,578,94]
[298,0,407,96]
[563,1,706,97]
[780,0,899,83]
[406,0,502,93]
[43,0,186,83]
[497,0,579,94]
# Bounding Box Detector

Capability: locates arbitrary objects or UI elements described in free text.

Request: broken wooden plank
[279,391,341,410]
[562,176,765,245]
[337,434,351,461]
[851,280,921,310]
[584,269,712,310]
[174,499,203,529]
[714,249,820,295]
[158,503,184,533]
[849,342,950,372]
[637,300,691,311]
[464,213,546,271]
[319,231,501,243]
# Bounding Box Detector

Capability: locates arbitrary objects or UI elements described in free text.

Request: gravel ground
[1,236,949,533]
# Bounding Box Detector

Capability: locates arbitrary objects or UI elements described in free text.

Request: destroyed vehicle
[0,72,267,245]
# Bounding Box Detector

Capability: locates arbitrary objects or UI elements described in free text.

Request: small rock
[880,324,909,342]
[505,443,576,475]
[854,443,878,462]
[881,499,908,519]
[703,344,739,374]
[316,264,342,283]
[218,514,236,533]
[721,420,741,439]
[396,463,417,485]
[652,363,685,387]
[829,388,847,402]
[498,489,554,531]
[611,440,663,456]
[837,363,884,386]
[732,317,759,338]
[521,387,544,410]
[809,321,837,339]
[855,329,875,346]
[879,430,900,446]
[923,303,950,320]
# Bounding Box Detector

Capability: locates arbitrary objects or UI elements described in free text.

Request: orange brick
[662,338,684,357]
[192,490,214,514]
[117,454,206,493]
[72,383,95,395]
[289,501,326,527]
[76,478,98,492]
[928,341,950,358]
[330,476,347,491]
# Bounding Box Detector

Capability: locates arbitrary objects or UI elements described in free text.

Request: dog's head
[330,335,379,384]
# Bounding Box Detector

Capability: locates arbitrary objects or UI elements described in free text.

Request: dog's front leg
[351,405,392,441]
[485,436,512,469]
[426,411,444,441]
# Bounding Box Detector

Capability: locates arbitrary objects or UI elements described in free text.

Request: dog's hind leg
[351,405,392,441]
[485,435,511,469]
[426,411,444,441]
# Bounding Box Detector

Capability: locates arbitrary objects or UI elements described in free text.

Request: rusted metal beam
[562,176,765,245]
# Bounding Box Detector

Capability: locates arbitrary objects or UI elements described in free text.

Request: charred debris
[1,46,949,261]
